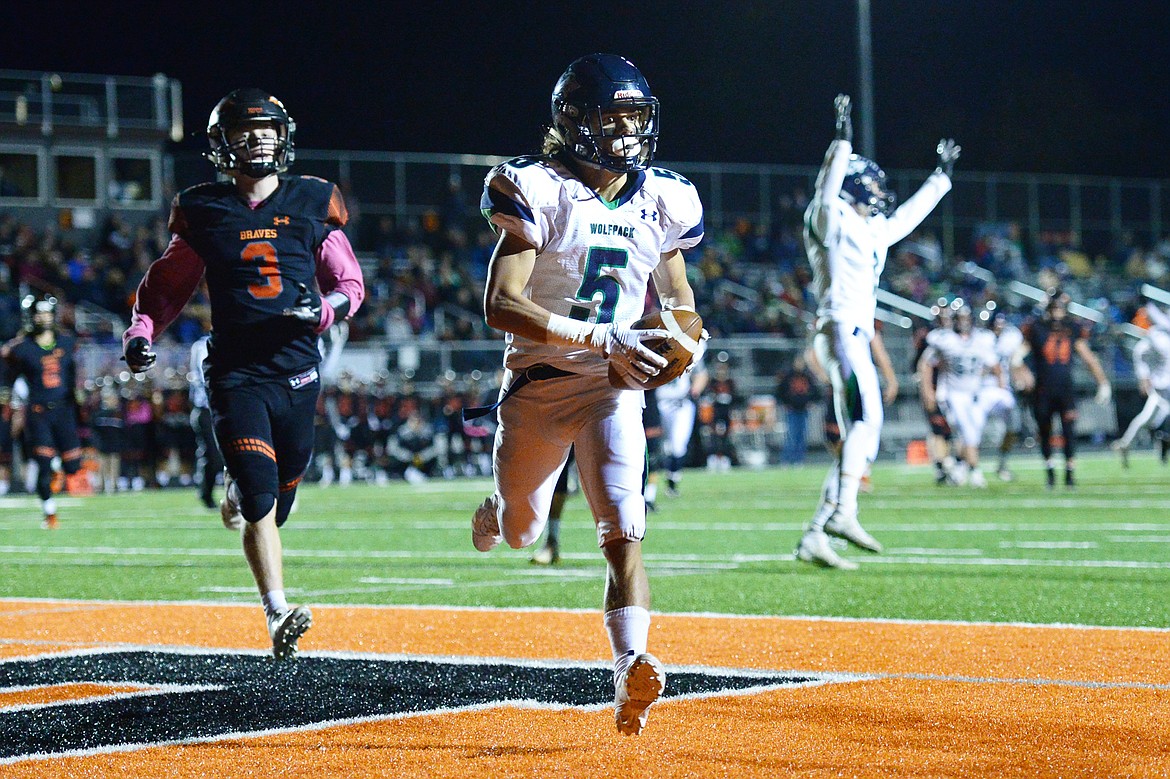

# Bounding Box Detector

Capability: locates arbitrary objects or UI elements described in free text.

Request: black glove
[936,138,961,177]
[282,282,322,326]
[834,93,852,143]
[124,336,156,373]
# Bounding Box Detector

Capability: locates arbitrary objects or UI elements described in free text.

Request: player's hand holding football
[936,139,961,177]
[282,282,322,327]
[589,323,669,383]
[834,94,852,143]
[123,337,157,373]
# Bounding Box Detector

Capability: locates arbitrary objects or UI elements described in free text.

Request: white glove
[589,323,669,382]
[1095,383,1112,405]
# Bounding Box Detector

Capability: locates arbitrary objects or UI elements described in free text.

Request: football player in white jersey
[1112,311,1170,466]
[656,355,709,496]
[795,93,959,569]
[985,310,1024,479]
[470,54,704,736]
[919,305,1001,487]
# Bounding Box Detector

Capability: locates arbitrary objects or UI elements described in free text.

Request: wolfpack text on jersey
[482,155,703,375]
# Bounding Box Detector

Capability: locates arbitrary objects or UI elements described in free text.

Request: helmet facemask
[204,89,296,178]
[556,98,659,173]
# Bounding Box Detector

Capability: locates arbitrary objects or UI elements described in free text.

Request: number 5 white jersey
[482,155,704,375]
[803,139,951,340]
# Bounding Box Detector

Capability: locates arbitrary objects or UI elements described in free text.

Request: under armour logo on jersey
[640,208,658,222]
[274,216,290,225]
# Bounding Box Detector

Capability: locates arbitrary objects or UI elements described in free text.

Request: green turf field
[1,450,1168,627]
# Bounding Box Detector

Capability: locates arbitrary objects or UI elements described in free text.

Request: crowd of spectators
[5,174,1170,353]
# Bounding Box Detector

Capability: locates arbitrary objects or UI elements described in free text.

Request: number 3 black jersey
[168,175,347,381]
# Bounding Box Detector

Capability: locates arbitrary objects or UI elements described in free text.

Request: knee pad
[275,490,296,527]
[240,491,277,523]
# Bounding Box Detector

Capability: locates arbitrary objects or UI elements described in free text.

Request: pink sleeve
[314,229,366,333]
[122,235,206,349]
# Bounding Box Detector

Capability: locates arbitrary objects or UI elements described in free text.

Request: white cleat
[614,653,666,736]
[530,544,560,566]
[472,494,502,552]
[220,471,244,531]
[968,469,988,489]
[795,529,859,570]
[824,511,883,553]
[268,605,313,661]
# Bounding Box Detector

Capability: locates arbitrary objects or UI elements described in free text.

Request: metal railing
[169,149,1168,262]
[0,70,182,140]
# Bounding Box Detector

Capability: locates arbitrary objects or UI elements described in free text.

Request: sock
[836,473,861,516]
[262,590,289,618]
[0,479,9,496]
[604,606,651,680]
[809,467,840,532]
[43,497,57,516]
[644,482,657,503]
[546,517,562,546]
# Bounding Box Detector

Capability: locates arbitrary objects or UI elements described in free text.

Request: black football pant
[191,406,223,505]
[26,404,82,501]
[209,376,318,527]
[1032,390,1077,461]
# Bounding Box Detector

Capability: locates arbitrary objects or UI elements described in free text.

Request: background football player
[122,88,365,660]
[471,54,704,736]
[985,308,1024,480]
[795,93,959,569]
[1,295,81,528]
[918,304,1000,488]
[1112,304,1170,466]
[656,356,708,496]
[1012,290,1110,489]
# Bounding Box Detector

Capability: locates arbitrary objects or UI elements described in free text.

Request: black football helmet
[841,155,896,217]
[551,54,660,173]
[204,88,296,178]
[21,293,57,333]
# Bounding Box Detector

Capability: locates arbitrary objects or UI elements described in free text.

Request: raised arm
[884,139,960,244]
[811,94,854,206]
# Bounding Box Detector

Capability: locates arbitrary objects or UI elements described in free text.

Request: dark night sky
[5,1,1169,177]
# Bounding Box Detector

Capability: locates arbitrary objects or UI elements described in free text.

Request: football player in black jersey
[1,295,80,528]
[1013,290,1111,489]
[122,89,365,660]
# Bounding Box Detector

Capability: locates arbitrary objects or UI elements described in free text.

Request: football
[608,308,704,390]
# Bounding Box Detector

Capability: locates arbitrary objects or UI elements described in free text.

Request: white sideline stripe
[3,544,1170,572]
[2,596,1168,633]
[999,541,1099,549]
[0,683,223,715]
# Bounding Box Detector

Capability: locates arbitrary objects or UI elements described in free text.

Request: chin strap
[324,291,351,321]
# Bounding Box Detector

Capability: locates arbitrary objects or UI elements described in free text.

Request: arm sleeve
[661,180,705,253]
[314,229,365,333]
[481,166,545,250]
[122,235,206,350]
[807,140,852,244]
[884,171,952,245]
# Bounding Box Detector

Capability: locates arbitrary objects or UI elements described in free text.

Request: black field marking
[0,650,822,762]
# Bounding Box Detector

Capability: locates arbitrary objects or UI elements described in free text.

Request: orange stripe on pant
[227,438,276,462]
